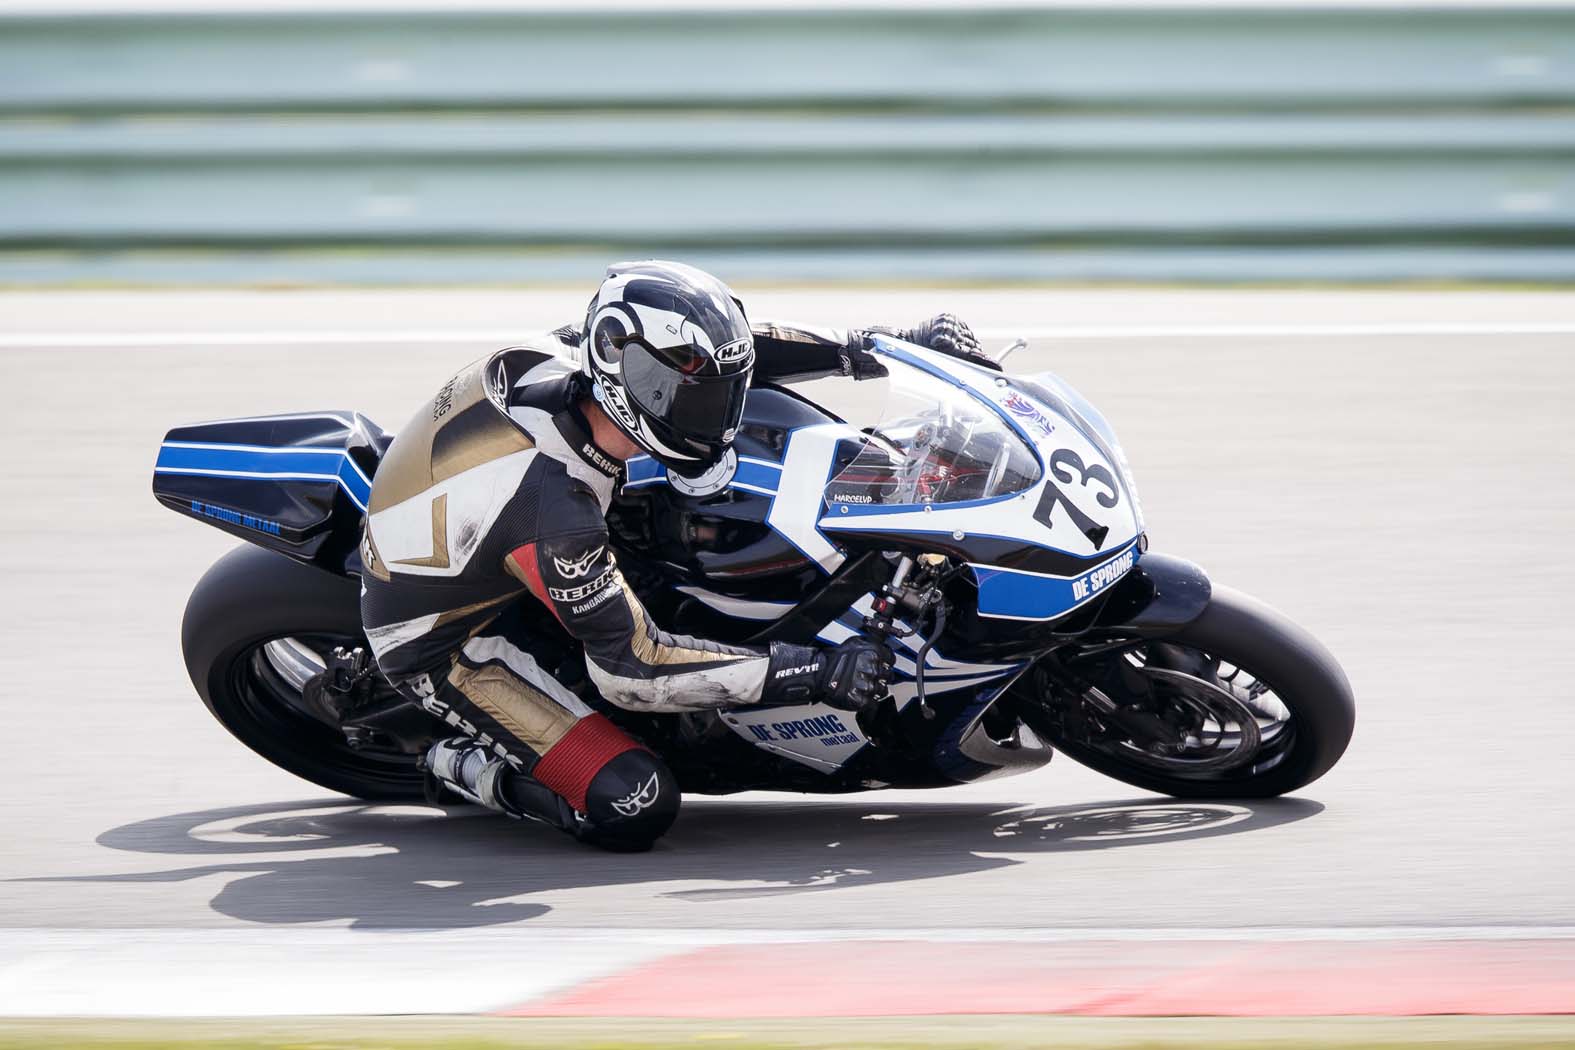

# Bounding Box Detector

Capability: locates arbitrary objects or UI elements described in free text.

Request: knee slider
[581,750,679,850]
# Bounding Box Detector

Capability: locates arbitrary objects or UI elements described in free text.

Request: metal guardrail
[2,4,1573,282]
[7,6,1575,111]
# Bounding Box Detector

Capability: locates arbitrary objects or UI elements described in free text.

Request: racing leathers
[359,318,978,849]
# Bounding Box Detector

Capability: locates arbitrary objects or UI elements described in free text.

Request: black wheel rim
[1040,642,1298,782]
[227,633,422,794]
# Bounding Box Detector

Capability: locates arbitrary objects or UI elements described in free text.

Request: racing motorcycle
[153,335,1354,806]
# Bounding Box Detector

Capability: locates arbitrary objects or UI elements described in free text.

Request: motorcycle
[153,334,1354,807]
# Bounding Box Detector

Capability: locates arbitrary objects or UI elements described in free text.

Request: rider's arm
[749,321,880,383]
[503,484,822,713]
[751,314,997,384]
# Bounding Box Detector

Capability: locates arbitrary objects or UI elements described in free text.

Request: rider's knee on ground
[578,750,680,851]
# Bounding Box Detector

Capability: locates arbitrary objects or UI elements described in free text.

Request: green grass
[2,1016,1573,1050]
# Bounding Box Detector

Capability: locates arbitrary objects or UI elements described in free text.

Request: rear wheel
[1023,585,1354,798]
[182,546,426,801]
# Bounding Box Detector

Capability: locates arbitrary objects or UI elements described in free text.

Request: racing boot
[421,738,580,833]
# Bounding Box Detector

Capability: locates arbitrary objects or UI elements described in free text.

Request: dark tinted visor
[623,340,749,446]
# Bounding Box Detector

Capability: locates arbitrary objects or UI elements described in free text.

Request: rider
[357,260,991,851]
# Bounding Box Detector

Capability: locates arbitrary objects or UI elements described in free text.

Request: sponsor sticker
[999,391,1057,439]
[743,712,861,749]
[189,499,283,537]
[1069,546,1137,601]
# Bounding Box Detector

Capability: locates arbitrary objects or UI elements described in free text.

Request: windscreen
[823,357,1041,507]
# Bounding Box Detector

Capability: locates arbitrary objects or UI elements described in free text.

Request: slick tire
[1038,585,1356,799]
[181,545,426,802]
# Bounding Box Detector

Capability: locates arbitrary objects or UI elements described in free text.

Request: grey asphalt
[1,290,1572,934]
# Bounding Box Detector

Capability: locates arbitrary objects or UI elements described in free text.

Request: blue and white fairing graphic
[817,337,1144,622]
[717,595,1024,773]
[626,337,1144,623]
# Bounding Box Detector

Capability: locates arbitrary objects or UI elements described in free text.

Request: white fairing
[716,596,1023,771]
[718,704,868,773]
[699,339,1142,773]
[817,338,1142,622]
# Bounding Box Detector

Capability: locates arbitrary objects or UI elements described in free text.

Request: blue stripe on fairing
[624,455,665,485]
[621,454,783,495]
[735,460,783,491]
[971,540,1140,621]
[823,492,1020,518]
[155,442,371,511]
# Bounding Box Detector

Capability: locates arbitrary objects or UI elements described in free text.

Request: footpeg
[303,646,376,724]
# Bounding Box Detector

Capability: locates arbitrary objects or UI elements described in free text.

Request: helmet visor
[622,339,749,457]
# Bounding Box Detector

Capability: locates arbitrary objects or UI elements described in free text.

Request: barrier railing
[2,3,1572,281]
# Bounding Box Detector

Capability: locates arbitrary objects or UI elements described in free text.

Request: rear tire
[1030,585,1355,798]
[181,545,426,801]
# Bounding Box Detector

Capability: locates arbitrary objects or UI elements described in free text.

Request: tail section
[153,411,389,575]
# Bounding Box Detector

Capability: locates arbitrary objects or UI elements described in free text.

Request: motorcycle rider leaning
[357,260,992,851]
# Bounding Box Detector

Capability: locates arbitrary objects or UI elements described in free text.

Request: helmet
[581,260,753,474]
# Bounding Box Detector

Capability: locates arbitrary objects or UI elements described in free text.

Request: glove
[816,637,895,712]
[839,334,890,381]
[897,314,1000,371]
[764,638,895,712]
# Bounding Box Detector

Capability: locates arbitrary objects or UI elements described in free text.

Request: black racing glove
[837,334,890,381]
[897,313,999,371]
[765,638,895,712]
[816,638,895,712]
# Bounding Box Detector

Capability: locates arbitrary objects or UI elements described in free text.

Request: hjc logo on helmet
[713,338,754,365]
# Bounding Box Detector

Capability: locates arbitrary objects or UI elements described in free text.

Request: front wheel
[1022,585,1354,798]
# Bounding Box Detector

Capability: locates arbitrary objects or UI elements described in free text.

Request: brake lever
[995,338,1027,365]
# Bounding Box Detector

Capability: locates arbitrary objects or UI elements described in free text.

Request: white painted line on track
[3,322,1575,349]
[4,926,1574,1017]
[0,929,678,1018]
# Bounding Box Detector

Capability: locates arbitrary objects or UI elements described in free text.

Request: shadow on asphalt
[19,796,1321,930]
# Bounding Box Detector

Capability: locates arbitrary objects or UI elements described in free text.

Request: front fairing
[819,337,1143,622]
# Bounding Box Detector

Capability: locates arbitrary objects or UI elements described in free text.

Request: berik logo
[553,545,605,579]
[580,442,619,476]
[714,338,753,365]
[611,772,662,816]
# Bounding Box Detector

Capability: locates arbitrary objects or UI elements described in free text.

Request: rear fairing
[152,411,388,573]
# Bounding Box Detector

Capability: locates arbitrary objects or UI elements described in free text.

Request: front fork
[1013,551,1214,746]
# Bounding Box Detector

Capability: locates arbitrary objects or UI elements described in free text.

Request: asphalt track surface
[2,288,1572,938]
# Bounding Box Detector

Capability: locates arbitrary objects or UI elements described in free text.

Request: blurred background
[2,0,1573,287]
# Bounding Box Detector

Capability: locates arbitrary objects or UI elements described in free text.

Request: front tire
[1026,585,1355,798]
[181,545,426,801]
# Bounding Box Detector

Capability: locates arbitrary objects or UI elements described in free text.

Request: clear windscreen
[823,356,1042,507]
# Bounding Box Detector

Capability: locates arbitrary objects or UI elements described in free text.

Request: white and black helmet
[582,260,754,474]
